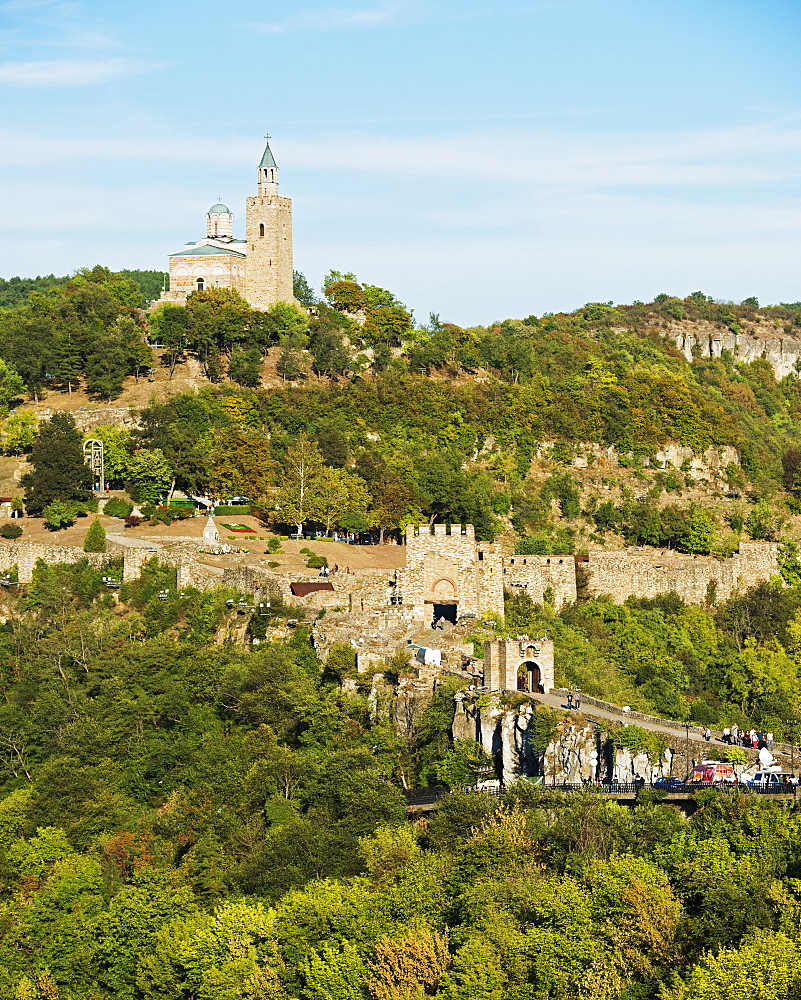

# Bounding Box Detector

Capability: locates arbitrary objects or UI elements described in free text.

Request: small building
[483,635,555,694]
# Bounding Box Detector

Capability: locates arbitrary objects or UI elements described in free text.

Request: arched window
[196,277,204,290]
[259,223,265,237]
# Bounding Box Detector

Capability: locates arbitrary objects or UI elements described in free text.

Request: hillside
[2,275,801,557]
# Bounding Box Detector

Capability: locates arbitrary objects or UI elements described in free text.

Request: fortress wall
[587,542,779,604]
[502,555,577,609]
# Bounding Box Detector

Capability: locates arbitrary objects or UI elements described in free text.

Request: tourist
[767,730,774,749]
[567,691,574,709]
[750,729,758,749]
[575,689,582,709]
[704,727,711,742]
[732,724,739,745]
[723,726,730,744]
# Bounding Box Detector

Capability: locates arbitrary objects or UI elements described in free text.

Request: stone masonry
[398,524,505,619]
[483,635,555,694]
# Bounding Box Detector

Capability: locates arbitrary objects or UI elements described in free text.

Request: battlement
[405,523,475,539]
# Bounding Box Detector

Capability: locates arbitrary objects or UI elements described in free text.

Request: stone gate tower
[244,140,294,309]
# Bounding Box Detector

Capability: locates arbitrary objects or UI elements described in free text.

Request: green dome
[207,203,231,215]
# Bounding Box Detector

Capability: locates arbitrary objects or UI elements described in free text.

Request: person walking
[567,690,574,709]
[575,688,582,709]
[723,726,730,744]
[767,730,774,750]
[731,724,739,745]
[704,727,711,742]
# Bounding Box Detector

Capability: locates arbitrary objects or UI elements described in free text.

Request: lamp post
[683,722,691,781]
[788,719,800,775]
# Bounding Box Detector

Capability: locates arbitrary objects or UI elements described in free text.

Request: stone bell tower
[244,139,294,309]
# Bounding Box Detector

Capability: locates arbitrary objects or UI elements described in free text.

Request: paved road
[530,689,791,760]
[105,533,161,552]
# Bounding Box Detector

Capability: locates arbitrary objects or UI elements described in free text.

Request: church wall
[162,253,246,305]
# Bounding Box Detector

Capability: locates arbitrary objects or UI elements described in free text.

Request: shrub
[42,500,77,530]
[104,497,133,519]
[83,518,107,553]
[306,554,328,569]
[0,523,22,539]
[266,537,282,553]
[213,504,251,515]
[268,561,279,568]
[124,515,142,528]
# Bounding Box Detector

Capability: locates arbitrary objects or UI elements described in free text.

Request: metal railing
[404,780,798,804]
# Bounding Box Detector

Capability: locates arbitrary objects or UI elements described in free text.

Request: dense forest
[0,559,800,997]
[3,269,801,554]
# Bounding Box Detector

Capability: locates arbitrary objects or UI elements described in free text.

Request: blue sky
[2,0,801,324]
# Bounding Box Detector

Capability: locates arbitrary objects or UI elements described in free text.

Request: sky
[2,0,801,325]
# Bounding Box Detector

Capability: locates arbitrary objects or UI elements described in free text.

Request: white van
[746,771,795,789]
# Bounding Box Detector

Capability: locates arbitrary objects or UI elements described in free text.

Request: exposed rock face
[454,697,676,785]
[663,318,801,379]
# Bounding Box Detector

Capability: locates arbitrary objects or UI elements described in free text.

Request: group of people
[721,725,774,750]
[567,688,582,709]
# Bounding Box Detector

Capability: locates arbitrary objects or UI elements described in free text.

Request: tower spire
[258,136,279,195]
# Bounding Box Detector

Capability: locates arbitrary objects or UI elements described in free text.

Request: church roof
[169,244,246,258]
[207,203,231,215]
[259,142,278,169]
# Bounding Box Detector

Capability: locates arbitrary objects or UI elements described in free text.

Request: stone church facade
[156,140,294,310]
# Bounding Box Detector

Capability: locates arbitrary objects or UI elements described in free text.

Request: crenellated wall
[399,523,505,619]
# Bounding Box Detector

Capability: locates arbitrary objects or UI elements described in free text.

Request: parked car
[653,776,684,788]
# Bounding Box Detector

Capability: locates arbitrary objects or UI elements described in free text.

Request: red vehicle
[691,761,738,785]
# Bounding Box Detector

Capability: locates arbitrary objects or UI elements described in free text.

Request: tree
[125,449,173,504]
[0,359,25,416]
[663,929,800,1000]
[228,347,263,387]
[91,425,133,484]
[83,518,107,552]
[207,428,277,503]
[184,287,250,359]
[293,270,317,307]
[316,468,372,533]
[20,413,93,515]
[149,303,188,379]
[271,436,327,534]
[42,500,78,530]
[367,929,450,1000]
[2,412,37,455]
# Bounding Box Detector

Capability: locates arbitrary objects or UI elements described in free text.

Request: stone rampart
[502,555,577,609]
[587,541,778,604]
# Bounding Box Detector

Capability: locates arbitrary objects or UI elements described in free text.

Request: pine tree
[83,517,106,552]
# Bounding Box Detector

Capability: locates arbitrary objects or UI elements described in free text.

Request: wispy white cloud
[251,0,421,34]
[3,120,801,188]
[249,0,585,33]
[0,56,159,85]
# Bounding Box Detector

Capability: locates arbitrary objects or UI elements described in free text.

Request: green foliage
[103,497,134,519]
[609,723,670,761]
[83,517,107,552]
[0,523,22,539]
[21,412,93,515]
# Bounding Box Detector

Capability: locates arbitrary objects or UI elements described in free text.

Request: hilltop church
[156,139,294,310]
